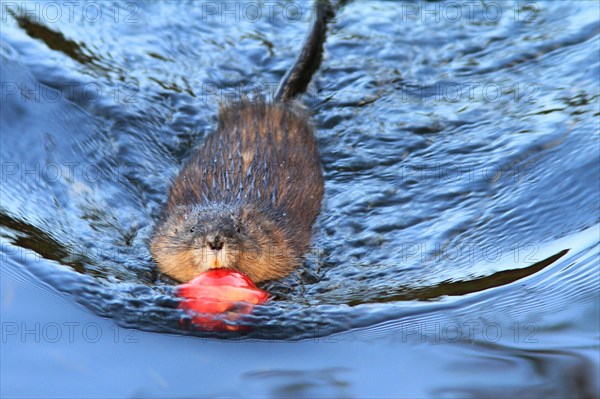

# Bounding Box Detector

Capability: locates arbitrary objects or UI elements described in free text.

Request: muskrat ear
[240,207,254,221]
[173,206,189,222]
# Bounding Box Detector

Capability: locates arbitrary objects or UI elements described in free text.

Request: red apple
[176,269,269,331]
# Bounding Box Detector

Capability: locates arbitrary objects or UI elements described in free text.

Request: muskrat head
[151,204,297,283]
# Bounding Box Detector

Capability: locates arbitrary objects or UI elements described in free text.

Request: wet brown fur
[151,1,332,283]
[151,99,324,282]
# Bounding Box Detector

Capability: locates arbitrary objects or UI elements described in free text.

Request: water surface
[1,1,599,397]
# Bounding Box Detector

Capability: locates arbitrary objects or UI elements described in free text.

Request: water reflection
[244,368,352,399]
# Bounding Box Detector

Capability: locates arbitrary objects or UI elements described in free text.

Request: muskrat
[151,1,333,283]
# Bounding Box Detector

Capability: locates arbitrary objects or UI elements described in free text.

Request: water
[1,1,599,397]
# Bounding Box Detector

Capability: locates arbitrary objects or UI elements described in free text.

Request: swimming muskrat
[151,1,333,283]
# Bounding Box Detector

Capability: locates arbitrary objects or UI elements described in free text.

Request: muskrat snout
[151,202,306,282]
[206,234,224,251]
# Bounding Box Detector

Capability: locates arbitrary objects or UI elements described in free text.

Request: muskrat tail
[273,0,335,102]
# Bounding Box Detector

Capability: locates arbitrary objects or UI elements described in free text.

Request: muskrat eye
[236,226,241,233]
[190,227,195,233]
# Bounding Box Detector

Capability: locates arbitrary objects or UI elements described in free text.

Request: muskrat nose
[207,234,224,251]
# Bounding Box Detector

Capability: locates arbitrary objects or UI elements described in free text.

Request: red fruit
[176,269,269,331]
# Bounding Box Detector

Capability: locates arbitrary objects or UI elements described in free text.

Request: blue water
[1,1,599,397]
